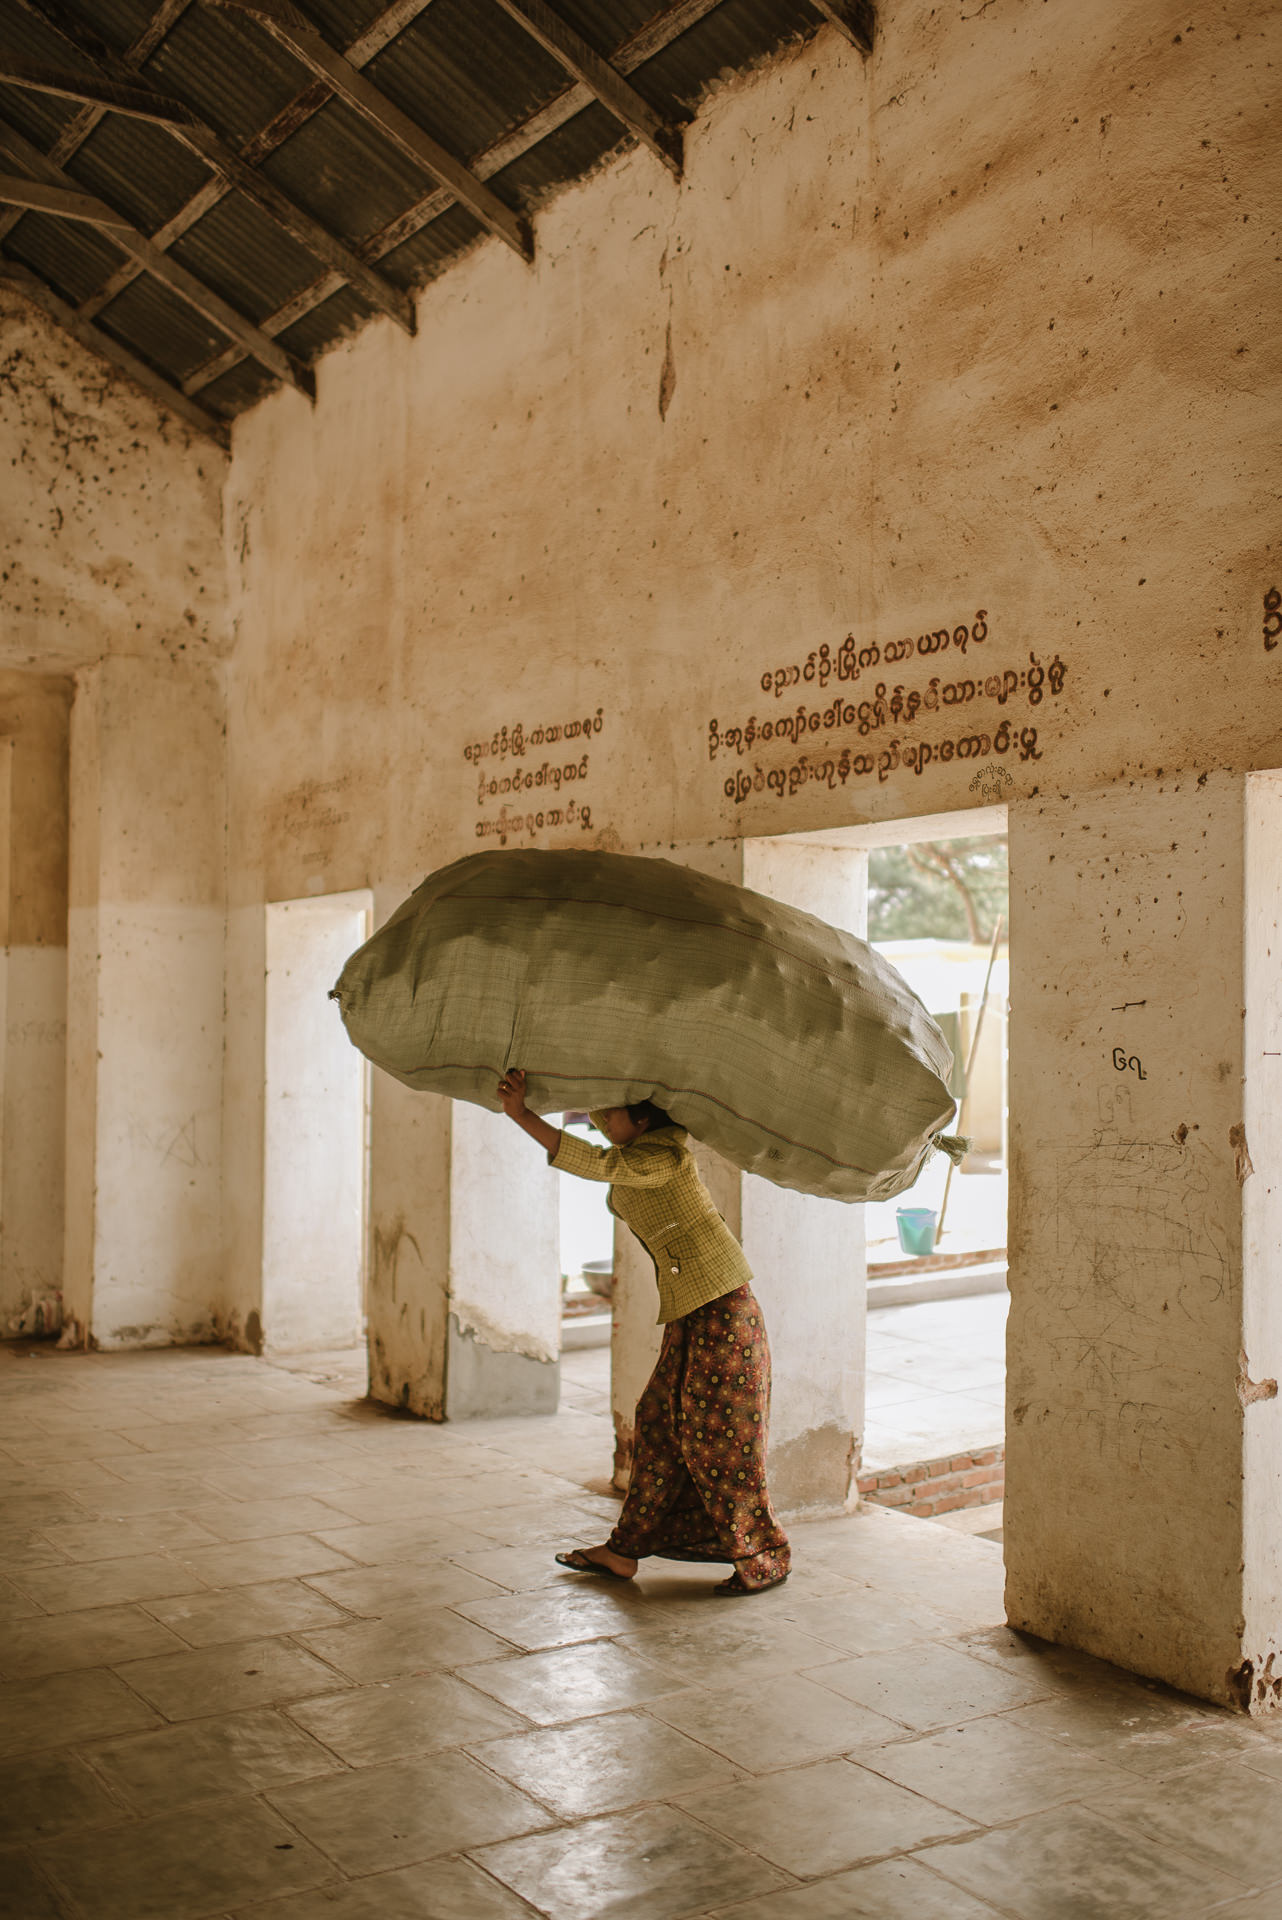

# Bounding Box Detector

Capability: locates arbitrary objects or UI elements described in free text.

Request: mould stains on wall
[371,1213,423,1309]
[1230,1122,1255,1185]
[1228,1651,1282,1717]
[769,1422,860,1514]
[0,294,226,675]
[658,318,677,420]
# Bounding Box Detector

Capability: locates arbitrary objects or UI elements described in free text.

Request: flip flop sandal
[555,1549,633,1580]
[713,1570,790,1597]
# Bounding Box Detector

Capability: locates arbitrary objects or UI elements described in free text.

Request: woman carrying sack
[497,1068,790,1596]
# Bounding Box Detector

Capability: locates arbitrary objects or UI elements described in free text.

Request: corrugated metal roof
[0,0,848,433]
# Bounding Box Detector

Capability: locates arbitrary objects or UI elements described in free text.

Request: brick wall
[857,1445,1004,1518]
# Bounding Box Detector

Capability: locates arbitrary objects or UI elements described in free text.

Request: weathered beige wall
[0,293,227,675]
[0,282,228,1345]
[1005,772,1276,1705]
[0,671,71,1332]
[224,0,1279,888]
[65,657,227,1349]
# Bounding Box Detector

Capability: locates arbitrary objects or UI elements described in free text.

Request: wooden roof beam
[240,0,440,165]
[0,54,203,125]
[0,256,228,443]
[76,0,438,325]
[492,0,683,176]
[0,172,134,228]
[809,0,875,58]
[0,2,193,244]
[184,0,728,396]
[209,0,533,262]
[6,0,415,333]
[0,120,314,396]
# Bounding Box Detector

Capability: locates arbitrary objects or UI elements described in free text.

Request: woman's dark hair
[627,1098,675,1132]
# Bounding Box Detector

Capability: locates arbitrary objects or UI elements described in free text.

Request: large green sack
[330,849,959,1202]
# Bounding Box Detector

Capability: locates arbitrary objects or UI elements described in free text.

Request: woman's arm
[497,1069,561,1157]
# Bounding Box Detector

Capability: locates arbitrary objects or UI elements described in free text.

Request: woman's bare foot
[555,1544,638,1578]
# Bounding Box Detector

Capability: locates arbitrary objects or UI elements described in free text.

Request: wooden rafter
[209,0,533,262]
[809,0,875,57]
[0,257,227,443]
[0,1,194,245]
[80,0,438,326]
[240,0,440,166]
[0,118,315,395]
[492,0,683,175]
[185,0,726,395]
[6,0,414,333]
[0,55,201,125]
[0,173,133,228]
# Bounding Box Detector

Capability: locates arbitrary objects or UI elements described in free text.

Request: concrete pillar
[1006,770,1282,1710]
[610,838,868,1517]
[0,674,71,1337]
[63,658,225,1348]
[261,892,371,1354]
[445,1103,560,1416]
[364,884,560,1420]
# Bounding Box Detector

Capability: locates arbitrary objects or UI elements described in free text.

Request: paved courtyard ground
[3,1338,1282,1919]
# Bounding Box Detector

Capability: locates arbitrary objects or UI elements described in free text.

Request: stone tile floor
[863,1290,1008,1470]
[4,1339,1282,1919]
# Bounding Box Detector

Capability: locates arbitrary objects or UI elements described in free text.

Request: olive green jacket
[550,1116,752,1324]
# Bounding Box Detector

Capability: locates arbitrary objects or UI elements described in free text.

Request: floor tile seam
[885,1838,1028,1920]
[63,1724,174,1826]
[1073,1783,1282,1892]
[916,1796,1265,1897]
[839,1722,1166,1811]
[792,1658,1058,1728]
[456,1846,548,1918]
[25,1831,101,1920]
[133,1586,371,1647]
[458,1802,808,1898]
[279,1664,541,1747]
[19,1552,225,1612]
[672,1786,984,1882]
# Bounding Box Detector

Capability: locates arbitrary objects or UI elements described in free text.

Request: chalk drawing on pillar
[464,704,609,846]
[705,607,1073,815]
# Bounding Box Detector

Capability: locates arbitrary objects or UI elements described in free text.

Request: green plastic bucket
[895,1207,938,1256]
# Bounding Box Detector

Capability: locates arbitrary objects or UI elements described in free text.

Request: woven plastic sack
[330,849,961,1201]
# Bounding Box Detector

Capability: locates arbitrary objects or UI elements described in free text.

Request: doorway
[751,808,1009,1537]
[262,891,373,1354]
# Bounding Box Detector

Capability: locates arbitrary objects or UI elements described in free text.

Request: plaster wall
[65,658,226,1348]
[742,838,869,1510]
[223,0,1279,899]
[0,293,227,674]
[446,1101,561,1414]
[1005,771,1281,1706]
[0,672,70,1331]
[262,893,371,1355]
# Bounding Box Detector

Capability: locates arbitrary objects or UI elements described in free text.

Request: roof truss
[0,0,873,437]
